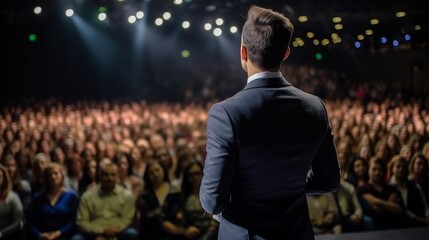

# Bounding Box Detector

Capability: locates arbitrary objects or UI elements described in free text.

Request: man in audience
[73,163,138,240]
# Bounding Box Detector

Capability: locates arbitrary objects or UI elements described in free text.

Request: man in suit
[200,5,340,240]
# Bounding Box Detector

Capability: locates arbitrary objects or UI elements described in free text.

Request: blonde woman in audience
[399,144,413,163]
[27,162,79,240]
[0,165,24,240]
[388,155,429,227]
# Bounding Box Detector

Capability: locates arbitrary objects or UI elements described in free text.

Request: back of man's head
[242,5,294,70]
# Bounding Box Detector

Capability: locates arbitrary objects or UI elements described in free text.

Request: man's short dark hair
[242,5,294,69]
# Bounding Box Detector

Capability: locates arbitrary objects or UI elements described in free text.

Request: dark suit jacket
[200,76,340,239]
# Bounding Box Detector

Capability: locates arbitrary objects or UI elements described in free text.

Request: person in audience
[307,193,342,235]
[408,152,429,222]
[16,148,33,182]
[138,160,173,240]
[387,155,429,227]
[422,142,429,161]
[73,163,139,240]
[30,153,49,196]
[27,162,80,240]
[77,159,98,196]
[333,179,374,232]
[0,165,24,240]
[64,153,84,193]
[346,157,369,188]
[162,161,218,240]
[1,154,31,211]
[357,159,406,230]
[129,146,146,179]
[112,152,143,201]
[399,144,413,163]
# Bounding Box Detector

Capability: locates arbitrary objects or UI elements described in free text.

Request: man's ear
[283,47,291,61]
[241,45,248,61]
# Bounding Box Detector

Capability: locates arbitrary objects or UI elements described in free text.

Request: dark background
[1,0,428,103]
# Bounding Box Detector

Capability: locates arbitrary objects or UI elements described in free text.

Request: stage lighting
[136,11,144,19]
[404,34,411,41]
[29,34,38,42]
[215,18,224,26]
[155,18,163,26]
[128,15,136,24]
[213,28,222,36]
[65,9,74,17]
[33,6,42,15]
[354,41,361,48]
[182,21,190,29]
[204,23,212,31]
[306,32,314,38]
[163,12,171,20]
[392,40,399,47]
[98,13,107,21]
[230,26,238,33]
[381,37,387,44]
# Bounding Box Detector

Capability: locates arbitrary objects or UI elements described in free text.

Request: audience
[0,64,428,238]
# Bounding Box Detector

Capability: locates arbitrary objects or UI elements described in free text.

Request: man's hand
[348,214,362,225]
[184,226,201,239]
[102,226,121,238]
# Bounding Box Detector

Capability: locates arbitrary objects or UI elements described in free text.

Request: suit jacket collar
[243,76,291,90]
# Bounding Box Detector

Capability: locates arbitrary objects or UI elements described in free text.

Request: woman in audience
[16,148,32,182]
[1,154,31,211]
[408,153,429,221]
[0,165,24,240]
[27,162,80,240]
[129,146,146,179]
[113,152,143,201]
[77,159,98,196]
[162,161,218,240]
[357,159,406,230]
[30,153,49,196]
[138,160,173,240]
[387,155,429,227]
[346,157,369,188]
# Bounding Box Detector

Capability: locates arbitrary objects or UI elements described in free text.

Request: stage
[315,227,429,240]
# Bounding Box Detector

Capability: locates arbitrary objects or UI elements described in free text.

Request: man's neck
[247,62,279,77]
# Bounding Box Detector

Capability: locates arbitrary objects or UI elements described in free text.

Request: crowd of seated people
[0,64,429,238]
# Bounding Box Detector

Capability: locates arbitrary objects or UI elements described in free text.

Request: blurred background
[1,0,428,103]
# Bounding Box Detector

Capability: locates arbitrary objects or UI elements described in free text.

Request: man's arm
[306,100,340,194]
[76,193,104,235]
[200,103,238,215]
